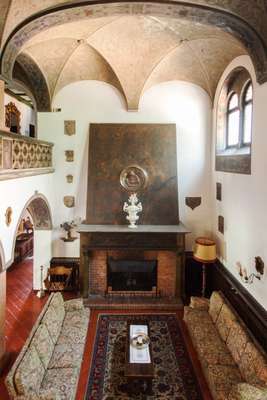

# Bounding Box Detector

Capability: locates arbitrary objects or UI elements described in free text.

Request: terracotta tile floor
[0,258,212,400]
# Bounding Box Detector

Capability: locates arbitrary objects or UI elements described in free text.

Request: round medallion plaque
[120,165,148,192]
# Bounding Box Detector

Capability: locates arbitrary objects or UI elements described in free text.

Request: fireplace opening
[107,258,157,292]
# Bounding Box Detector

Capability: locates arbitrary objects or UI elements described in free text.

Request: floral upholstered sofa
[184,291,267,400]
[5,292,90,400]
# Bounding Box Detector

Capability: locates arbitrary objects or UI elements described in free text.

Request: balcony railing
[0,130,54,180]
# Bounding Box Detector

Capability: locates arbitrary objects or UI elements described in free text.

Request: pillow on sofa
[208,291,224,323]
[215,302,237,342]
[42,305,64,344]
[49,293,65,320]
[226,319,250,364]
[31,324,54,369]
[14,345,45,396]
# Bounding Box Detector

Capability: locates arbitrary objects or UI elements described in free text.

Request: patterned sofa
[5,292,90,400]
[184,291,267,400]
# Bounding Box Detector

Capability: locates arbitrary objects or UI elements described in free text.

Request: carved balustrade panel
[0,130,53,178]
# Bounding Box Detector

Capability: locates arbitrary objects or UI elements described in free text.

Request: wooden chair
[44,266,73,292]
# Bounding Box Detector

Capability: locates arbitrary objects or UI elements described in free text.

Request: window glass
[228,93,238,110]
[245,83,252,102]
[227,110,240,146]
[243,103,252,144]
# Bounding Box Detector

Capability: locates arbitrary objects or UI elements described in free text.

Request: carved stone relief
[63,196,75,208]
[5,207,12,226]
[120,165,148,192]
[66,174,73,183]
[65,150,74,162]
[64,120,76,136]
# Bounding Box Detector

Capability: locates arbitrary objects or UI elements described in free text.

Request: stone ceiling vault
[0,1,266,111]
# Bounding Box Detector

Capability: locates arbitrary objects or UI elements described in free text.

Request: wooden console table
[78,224,190,299]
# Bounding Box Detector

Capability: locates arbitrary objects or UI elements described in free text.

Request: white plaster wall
[0,174,54,267]
[4,93,35,136]
[211,56,267,309]
[33,230,52,290]
[38,80,212,255]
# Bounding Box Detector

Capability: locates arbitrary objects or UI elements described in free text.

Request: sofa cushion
[226,319,250,364]
[209,291,224,323]
[48,343,84,369]
[189,296,210,310]
[64,298,84,312]
[57,309,88,345]
[41,367,79,400]
[204,364,242,400]
[64,310,88,329]
[31,323,54,369]
[239,341,267,386]
[228,383,267,400]
[49,292,65,317]
[216,303,237,342]
[14,345,45,396]
[184,307,214,328]
[57,324,88,346]
[42,303,64,344]
[194,334,236,368]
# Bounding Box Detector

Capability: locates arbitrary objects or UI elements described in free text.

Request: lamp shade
[193,237,216,263]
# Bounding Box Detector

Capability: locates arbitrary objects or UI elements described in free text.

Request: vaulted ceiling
[0,1,266,111]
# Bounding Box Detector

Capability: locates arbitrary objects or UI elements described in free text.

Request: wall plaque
[5,207,12,226]
[63,196,75,208]
[64,120,76,136]
[65,150,74,162]
[185,197,201,210]
[120,165,148,192]
[66,174,73,183]
[218,215,224,234]
[216,182,222,201]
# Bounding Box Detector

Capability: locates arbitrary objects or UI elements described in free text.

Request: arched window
[226,93,239,147]
[216,67,253,174]
[242,82,253,145]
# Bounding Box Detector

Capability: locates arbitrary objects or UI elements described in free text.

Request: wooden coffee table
[125,320,154,395]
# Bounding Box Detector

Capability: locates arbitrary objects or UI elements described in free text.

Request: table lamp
[193,237,216,297]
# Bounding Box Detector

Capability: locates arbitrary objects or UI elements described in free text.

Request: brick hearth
[89,250,176,297]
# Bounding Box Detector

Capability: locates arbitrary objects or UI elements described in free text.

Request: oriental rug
[86,314,203,399]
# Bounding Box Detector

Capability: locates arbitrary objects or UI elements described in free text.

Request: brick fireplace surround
[78,224,189,301]
[90,250,177,297]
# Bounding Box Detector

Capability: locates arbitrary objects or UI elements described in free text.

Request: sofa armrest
[64,298,84,312]
[228,383,267,400]
[189,296,210,310]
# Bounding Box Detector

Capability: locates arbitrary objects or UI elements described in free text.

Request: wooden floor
[0,258,212,400]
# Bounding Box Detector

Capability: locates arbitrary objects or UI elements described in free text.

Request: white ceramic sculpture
[123,193,142,228]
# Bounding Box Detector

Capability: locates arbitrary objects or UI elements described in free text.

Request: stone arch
[0,1,267,86]
[9,193,52,268]
[13,53,51,112]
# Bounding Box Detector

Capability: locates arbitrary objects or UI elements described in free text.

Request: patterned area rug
[86,314,203,399]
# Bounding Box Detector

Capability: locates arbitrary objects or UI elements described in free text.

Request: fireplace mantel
[78,224,190,299]
[78,224,189,234]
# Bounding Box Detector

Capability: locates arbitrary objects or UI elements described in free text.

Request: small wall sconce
[236,256,264,284]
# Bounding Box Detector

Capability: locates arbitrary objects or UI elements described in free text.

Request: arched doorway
[9,194,52,290]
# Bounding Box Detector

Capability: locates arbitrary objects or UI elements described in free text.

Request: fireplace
[107,258,157,294]
[78,123,189,302]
